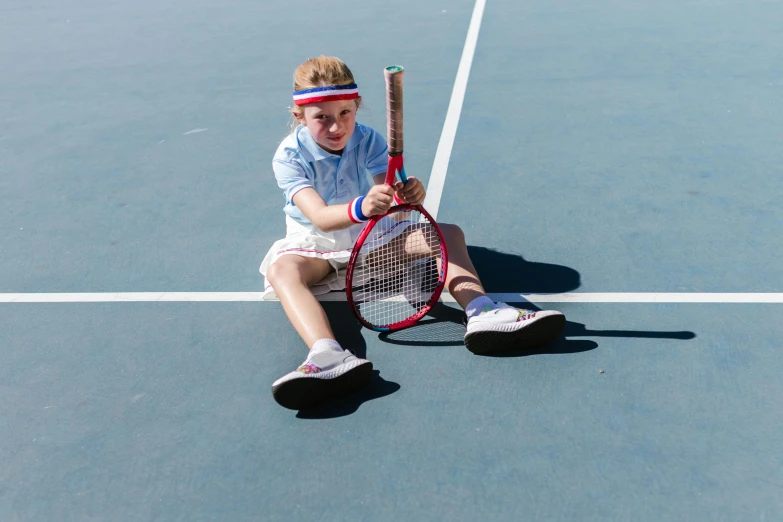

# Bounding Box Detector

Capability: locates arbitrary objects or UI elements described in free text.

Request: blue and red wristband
[348,196,368,224]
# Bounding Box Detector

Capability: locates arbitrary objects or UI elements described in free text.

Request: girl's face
[295,99,358,153]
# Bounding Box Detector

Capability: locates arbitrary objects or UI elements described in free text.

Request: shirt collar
[297,123,364,162]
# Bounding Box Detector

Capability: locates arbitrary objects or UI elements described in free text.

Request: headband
[292,83,360,106]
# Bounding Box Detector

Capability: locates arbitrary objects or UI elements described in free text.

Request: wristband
[348,196,368,223]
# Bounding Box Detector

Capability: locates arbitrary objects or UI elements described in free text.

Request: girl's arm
[292,184,397,233]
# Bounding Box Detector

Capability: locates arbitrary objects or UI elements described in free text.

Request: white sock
[310,338,343,355]
[466,296,497,319]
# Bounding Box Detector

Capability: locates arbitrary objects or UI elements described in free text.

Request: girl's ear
[292,109,306,126]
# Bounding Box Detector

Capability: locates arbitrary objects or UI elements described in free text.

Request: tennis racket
[345,65,449,332]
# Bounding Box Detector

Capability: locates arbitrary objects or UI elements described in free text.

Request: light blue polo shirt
[272,122,388,227]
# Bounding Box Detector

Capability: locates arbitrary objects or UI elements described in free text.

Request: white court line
[422,0,487,220]
[2,292,783,303]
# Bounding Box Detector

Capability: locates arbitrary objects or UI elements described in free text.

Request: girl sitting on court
[261,56,566,410]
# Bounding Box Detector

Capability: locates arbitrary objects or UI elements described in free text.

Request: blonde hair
[290,56,362,124]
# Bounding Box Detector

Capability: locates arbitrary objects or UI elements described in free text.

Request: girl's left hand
[394,177,426,206]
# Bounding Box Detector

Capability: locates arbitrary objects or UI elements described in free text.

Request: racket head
[346,203,449,332]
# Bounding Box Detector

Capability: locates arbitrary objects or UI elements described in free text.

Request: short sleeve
[273,159,312,203]
[365,128,388,176]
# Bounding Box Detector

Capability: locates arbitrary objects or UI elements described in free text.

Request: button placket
[335,155,346,198]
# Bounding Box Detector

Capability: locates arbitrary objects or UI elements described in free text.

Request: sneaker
[464,303,566,355]
[272,349,373,410]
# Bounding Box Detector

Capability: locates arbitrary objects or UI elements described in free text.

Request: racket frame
[345,195,449,332]
[345,64,449,332]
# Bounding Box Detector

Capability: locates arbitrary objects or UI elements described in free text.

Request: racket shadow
[377,304,466,347]
[377,247,696,354]
[563,322,697,341]
[479,304,697,357]
[376,247,583,348]
[482,319,697,358]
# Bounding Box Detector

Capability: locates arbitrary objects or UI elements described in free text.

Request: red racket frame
[345,154,449,332]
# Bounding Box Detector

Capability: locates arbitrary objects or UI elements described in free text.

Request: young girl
[261,56,566,410]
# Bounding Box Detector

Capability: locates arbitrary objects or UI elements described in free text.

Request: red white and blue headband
[292,83,360,106]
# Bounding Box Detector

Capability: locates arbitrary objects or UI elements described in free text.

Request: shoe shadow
[378,304,598,354]
[295,370,401,419]
[292,302,400,419]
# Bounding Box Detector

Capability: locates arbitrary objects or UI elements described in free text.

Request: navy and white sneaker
[272,349,373,410]
[464,303,566,355]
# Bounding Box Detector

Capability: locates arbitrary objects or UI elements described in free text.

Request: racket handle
[384,65,404,156]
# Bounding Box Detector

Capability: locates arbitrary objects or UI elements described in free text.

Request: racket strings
[352,209,443,328]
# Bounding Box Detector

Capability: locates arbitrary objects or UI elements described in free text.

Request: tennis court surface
[2,0,782,520]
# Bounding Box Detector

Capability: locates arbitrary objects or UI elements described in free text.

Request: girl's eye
[341,110,351,115]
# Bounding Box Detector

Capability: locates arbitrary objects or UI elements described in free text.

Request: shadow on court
[296,370,401,419]
[303,248,696,416]
[483,322,696,358]
[466,246,581,294]
[378,246,697,354]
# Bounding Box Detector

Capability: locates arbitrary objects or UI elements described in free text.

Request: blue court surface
[2,0,782,520]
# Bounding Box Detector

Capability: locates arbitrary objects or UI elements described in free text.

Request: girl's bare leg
[438,223,487,310]
[265,254,336,348]
[392,222,485,310]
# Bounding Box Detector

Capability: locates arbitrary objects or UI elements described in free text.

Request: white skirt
[260,216,363,300]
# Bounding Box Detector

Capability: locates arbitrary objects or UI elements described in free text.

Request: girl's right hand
[361,184,395,217]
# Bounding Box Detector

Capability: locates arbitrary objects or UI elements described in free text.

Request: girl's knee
[440,223,466,245]
[266,258,306,288]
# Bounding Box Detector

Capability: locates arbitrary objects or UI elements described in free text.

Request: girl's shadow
[466,246,581,294]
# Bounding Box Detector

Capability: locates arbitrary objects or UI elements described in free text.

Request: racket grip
[384,65,404,156]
